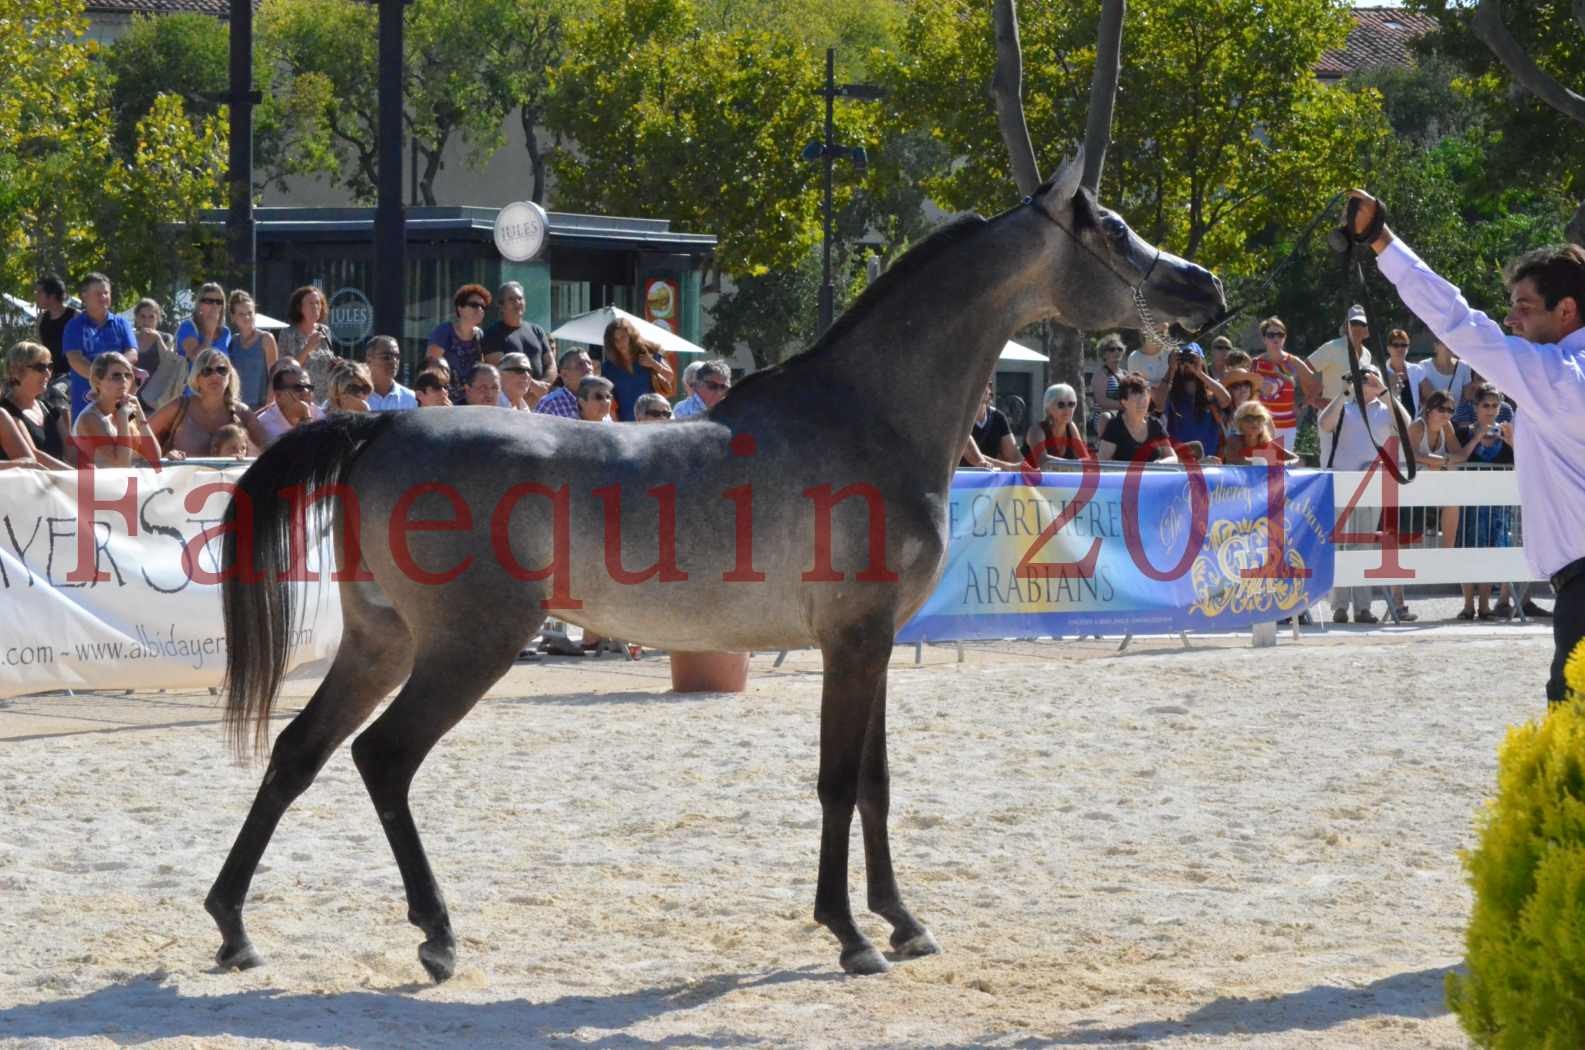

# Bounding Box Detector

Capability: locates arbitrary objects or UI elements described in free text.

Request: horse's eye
[1101,216,1130,244]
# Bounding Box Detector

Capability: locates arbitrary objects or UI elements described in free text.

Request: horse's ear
[1033,148,1085,220]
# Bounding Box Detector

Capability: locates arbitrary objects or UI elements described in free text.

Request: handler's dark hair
[1116,372,1149,400]
[1505,244,1585,318]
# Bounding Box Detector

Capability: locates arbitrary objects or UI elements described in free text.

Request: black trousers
[1547,580,1585,704]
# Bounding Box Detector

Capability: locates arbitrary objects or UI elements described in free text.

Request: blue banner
[897,466,1335,641]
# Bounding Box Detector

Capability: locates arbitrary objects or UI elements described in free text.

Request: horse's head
[1030,152,1225,337]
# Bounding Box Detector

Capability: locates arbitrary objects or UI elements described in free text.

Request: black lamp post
[802,48,884,336]
[224,0,262,295]
[373,0,408,346]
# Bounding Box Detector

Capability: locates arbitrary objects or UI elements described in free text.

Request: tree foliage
[1407,0,1585,243]
[547,0,869,279]
[0,0,227,301]
[873,0,1388,280]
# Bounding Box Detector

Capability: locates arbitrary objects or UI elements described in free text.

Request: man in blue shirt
[1349,189,1585,704]
[61,272,137,421]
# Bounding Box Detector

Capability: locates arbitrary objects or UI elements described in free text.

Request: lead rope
[1333,199,1417,486]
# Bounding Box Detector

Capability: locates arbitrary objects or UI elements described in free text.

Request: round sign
[327,287,373,346]
[494,200,549,262]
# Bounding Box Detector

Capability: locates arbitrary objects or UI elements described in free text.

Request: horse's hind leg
[206,601,413,970]
[349,627,528,983]
[857,672,940,960]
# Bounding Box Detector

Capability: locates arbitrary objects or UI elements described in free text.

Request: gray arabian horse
[210,154,1225,983]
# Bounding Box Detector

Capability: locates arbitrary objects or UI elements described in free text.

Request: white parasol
[3,293,37,320]
[550,305,708,356]
[999,340,1049,362]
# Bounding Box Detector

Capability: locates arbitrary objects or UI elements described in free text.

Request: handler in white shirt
[1349,188,1585,703]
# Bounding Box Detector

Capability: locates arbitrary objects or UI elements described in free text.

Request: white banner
[0,464,342,700]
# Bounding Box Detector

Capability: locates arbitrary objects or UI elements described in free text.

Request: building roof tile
[1317,6,1439,79]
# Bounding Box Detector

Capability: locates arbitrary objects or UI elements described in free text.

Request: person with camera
[1317,362,1405,624]
[1347,188,1585,703]
[1163,343,1231,462]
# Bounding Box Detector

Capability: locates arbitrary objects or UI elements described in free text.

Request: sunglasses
[643,408,673,419]
[1262,332,1285,339]
[25,361,51,374]
[701,380,730,392]
[587,392,613,402]
[200,297,225,306]
[104,371,134,382]
[1388,342,1409,349]
[462,300,486,310]
[200,365,230,377]
[501,366,530,374]
[276,382,313,393]
[1052,400,1077,408]
[343,383,372,397]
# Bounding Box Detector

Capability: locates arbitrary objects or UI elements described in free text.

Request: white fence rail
[1326,466,1536,589]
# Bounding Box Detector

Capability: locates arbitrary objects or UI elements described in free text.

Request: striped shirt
[1254,354,1299,430]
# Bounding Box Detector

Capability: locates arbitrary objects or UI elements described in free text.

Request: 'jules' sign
[328,287,374,346]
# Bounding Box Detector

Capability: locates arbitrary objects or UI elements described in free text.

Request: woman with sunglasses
[254,360,324,447]
[323,359,374,414]
[227,290,278,408]
[148,347,263,458]
[71,352,163,467]
[1022,383,1092,467]
[2,341,73,467]
[426,284,491,404]
[176,282,231,361]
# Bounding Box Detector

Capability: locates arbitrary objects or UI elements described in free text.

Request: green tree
[696,0,902,76]
[433,0,568,204]
[1407,0,1585,244]
[101,93,231,304]
[256,0,381,200]
[873,0,1388,279]
[103,13,285,190]
[0,0,112,289]
[547,0,869,279]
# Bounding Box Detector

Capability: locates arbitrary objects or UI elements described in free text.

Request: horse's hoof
[840,945,891,975]
[418,938,456,983]
[892,930,942,959]
[215,940,263,971]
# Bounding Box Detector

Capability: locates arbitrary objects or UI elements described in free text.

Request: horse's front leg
[814,624,911,975]
[856,679,940,960]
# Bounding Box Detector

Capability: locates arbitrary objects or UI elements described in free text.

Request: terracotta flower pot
[669,650,750,693]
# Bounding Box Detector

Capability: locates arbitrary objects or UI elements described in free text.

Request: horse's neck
[815,208,1053,474]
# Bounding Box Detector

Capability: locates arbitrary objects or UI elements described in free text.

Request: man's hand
[1346,189,1394,254]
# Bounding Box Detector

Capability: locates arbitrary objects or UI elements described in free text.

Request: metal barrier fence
[1327,462,1534,591]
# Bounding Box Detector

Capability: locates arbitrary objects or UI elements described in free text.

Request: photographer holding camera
[1348,188,1585,704]
[1163,342,1231,461]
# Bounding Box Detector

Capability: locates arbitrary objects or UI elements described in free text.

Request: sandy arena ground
[0,623,1554,1048]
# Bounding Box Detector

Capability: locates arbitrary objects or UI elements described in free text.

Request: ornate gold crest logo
[1188,518,1309,618]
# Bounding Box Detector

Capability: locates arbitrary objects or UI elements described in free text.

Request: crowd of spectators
[1,272,736,473]
[957,300,1546,625]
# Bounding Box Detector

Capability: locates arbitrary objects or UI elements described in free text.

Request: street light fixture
[802,48,885,336]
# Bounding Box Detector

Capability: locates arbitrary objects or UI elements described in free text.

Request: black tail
[221,412,397,759]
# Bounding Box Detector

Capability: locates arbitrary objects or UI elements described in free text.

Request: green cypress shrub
[1447,639,1585,1046]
